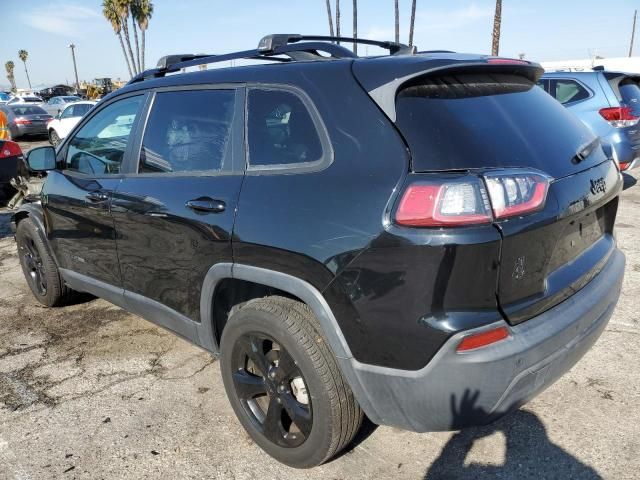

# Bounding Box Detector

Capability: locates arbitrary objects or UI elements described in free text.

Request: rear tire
[16,217,72,307]
[220,296,362,468]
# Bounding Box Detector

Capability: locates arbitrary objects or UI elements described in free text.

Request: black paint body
[32,53,623,371]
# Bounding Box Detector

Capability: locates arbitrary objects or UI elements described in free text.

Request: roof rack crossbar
[128,42,357,85]
[258,34,414,55]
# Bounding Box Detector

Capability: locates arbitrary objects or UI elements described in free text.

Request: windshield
[395,72,599,178]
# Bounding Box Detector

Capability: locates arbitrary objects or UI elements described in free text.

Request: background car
[540,71,640,170]
[0,92,13,105]
[0,140,23,199]
[6,95,43,105]
[0,104,52,139]
[47,100,96,146]
[42,95,82,116]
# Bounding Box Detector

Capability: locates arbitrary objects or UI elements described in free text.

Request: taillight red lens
[14,118,31,125]
[456,326,510,352]
[395,170,551,227]
[487,58,529,65]
[395,178,492,227]
[619,161,631,170]
[599,106,639,128]
[484,171,551,219]
[0,141,22,158]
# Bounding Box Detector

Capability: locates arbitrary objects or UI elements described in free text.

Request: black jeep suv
[12,35,625,468]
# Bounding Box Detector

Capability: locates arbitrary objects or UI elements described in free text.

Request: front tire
[220,296,362,468]
[16,218,71,306]
[49,129,60,147]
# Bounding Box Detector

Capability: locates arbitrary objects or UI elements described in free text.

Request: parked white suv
[47,101,96,146]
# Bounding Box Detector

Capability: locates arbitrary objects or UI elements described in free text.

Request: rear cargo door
[361,62,624,324]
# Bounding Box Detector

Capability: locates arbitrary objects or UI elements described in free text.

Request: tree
[324,0,335,37]
[18,50,31,89]
[352,0,358,54]
[394,0,399,43]
[491,0,502,56]
[115,0,138,75]
[336,0,341,44]
[103,0,134,78]
[131,0,153,70]
[408,0,417,48]
[5,61,16,93]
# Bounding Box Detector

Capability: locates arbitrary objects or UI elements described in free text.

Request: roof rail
[128,33,414,85]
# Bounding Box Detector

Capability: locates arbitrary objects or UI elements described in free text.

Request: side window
[64,95,143,175]
[139,89,235,173]
[247,88,324,168]
[60,105,75,119]
[73,104,92,117]
[552,79,590,105]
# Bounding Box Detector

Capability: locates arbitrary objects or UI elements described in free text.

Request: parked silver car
[0,104,52,139]
[41,95,82,116]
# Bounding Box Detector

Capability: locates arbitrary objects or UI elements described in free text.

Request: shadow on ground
[0,210,13,239]
[623,172,637,190]
[424,392,601,479]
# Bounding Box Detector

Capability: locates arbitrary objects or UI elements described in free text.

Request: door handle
[85,192,109,202]
[186,197,226,213]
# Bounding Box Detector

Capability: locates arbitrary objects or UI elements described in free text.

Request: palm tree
[352,0,358,54]
[115,0,138,75]
[394,0,400,43]
[18,50,31,89]
[324,0,335,37]
[491,0,502,56]
[5,61,16,93]
[408,0,417,48]
[131,0,153,70]
[103,0,133,78]
[336,0,341,44]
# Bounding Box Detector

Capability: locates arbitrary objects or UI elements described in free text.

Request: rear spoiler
[353,57,544,122]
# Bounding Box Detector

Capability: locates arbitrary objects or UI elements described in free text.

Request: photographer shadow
[424,390,602,479]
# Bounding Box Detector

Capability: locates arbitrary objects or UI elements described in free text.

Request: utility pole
[69,43,80,91]
[630,10,637,57]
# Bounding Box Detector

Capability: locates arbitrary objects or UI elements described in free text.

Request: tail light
[395,176,492,227]
[0,141,22,159]
[14,117,32,125]
[394,170,551,227]
[484,170,550,219]
[599,106,639,128]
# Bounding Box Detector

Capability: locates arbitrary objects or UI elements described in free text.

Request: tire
[49,129,60,147]
[220,296,363,468]
[15,217,71,307]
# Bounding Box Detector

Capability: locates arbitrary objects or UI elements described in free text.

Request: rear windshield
[618,79,640,116]
[10,106,47,115]
[395,73,600,178]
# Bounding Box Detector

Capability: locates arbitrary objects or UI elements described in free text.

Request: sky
[1,0,639,89]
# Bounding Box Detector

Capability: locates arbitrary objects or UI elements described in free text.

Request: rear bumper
[14,124,47,137]
[339,248,625,432]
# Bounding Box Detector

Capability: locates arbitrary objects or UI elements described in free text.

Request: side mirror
[26,146,56,172]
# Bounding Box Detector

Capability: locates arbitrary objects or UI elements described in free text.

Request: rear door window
[139,89,236,174]
[395,72,599,178]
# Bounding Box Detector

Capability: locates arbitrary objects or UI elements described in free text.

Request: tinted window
[248,89,323,167]
[62,96,80,102]
[139,90,235,173]
[10,106,47,115]
[73,103,93,117]
[65,95,142,175]
[0,93,11,101]
[618,80,640,116]
[395,73,598,178]
[552,79,590,104]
